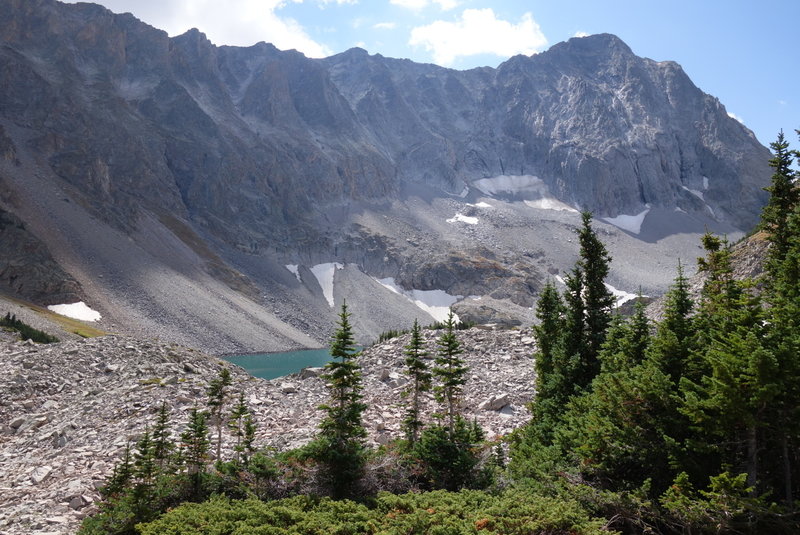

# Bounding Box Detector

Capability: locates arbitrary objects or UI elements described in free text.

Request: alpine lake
[224,348,352,380]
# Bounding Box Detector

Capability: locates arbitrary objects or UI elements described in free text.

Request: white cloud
[62,0,331,57]
[373,21,397,30]
[435,0,460,9]
[778,99,788,106]
[391,0,460,11]
[727,111,745,124]
[409,9,547,66]
[573,31,589,38]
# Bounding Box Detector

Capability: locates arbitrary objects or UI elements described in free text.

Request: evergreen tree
[241,414,257,467]
[433,310,468,436]
[133,427,157,487]
[532,280,565,387]
[576,211,615,384]
[180,408,210,497]
[761,130,799,267]
[402,319,431,445]
[151,402,173,470]
[529,280,569,443]
[679,234,781,493]
[624,296,651,364]
[648,261,697,383]
[104,444,134,497]
[229,392,251,466]
[317,301,367,498]
[413,416,486,491]
[206,368,232,461]
[562,265,586,379]
[760,139,800,504]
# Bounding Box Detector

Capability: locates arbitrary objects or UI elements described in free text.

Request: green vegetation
[314,301,368,499]
[81,132,800,534]
[401,319,430,445]
[1,312,59,343]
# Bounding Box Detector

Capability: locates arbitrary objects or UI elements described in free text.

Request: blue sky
[65,0,799,148]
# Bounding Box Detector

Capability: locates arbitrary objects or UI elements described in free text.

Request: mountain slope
[0,0,770,352]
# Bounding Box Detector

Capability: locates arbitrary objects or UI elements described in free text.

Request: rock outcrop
[0,208,83,305]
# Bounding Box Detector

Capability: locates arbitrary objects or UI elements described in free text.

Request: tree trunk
[746,425,758,495]
[783,434,792,506]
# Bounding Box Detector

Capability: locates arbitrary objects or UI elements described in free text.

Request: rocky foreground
[0,328,536,534]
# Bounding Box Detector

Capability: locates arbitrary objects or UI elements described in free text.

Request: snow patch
[605,283,641,308]
[602,207,650,234]
[682,185,705,201]
[469,201,493,208]
[447,213,478,225]
[47,302,102,322]
[375,277,462,323]
[472,174,577,213]
[702,176,709,190]
[285,264,301,282]
[310,263,343,308]
[524,198,578,212]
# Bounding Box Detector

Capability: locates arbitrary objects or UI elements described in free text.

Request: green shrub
[0,312,59,343]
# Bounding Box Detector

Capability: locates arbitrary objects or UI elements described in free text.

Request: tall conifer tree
[317,301,367,498]
[433,310,468,436]
[402,319,431,445]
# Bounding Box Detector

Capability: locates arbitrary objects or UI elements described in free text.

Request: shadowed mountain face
[0,0,770,352]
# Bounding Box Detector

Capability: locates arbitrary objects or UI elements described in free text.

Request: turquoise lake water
[224,348,334,380]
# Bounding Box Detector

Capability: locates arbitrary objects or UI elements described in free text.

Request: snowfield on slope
[47,302,102,322]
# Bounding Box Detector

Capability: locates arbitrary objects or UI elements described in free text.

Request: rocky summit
[0,0,770,351]
[0,328,535,535]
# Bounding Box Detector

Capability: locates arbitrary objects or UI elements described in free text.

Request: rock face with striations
[0,0,770,350]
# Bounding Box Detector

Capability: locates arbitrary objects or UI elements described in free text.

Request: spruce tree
[532,280,565,388]
[576,211,614,383]
[402,319,431,445]
[151,402,173,470]
[562,265,585,377]
[180,408,209,498]
[133,427,157,487]
[104,444,134,497]
[761,131,798,267]
[530,280,570,442]
[206,367,232,461]
[433,310,468,436]
[648,262,697,383]
[229,392,251,466]
[759,138,800,504]
[317,301,367,498]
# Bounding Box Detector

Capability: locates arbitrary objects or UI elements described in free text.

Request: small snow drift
[602,207,650,235]
[552,277,639,309]
[375,277,462,323]
[604,283,641,308]
[285,264,301,282]
[472,174,577,213]
[523,198,578,212]
[47,302,102,322]
[447,213,478,225]
[310,263,343,308]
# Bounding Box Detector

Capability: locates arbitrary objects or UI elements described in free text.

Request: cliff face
[0,1,768,241]
[323,35,768,227]
[0,0,771,350]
